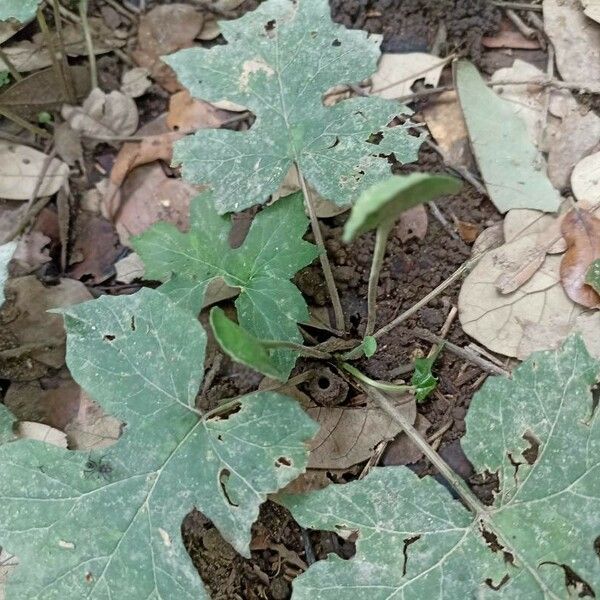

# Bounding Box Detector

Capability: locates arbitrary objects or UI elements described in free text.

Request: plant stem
[78,0,98,89]
[295,162,345,332]
[363,384,484,514]
[365,224,391,336]
[341,362,414,394]
[0,48,22,81]
[262,339,332,360]
[37,6,74,105]
[51,0,76,103]
[0,105,51,138]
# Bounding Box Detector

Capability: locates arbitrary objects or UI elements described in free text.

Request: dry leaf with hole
[62,88,138,139]
[0,142,69,201]
[395,204,428,242]
[370,53,444,99]
[132,4,204,92]
[166,90,233,133]
[121,67,152,98]
[571,151,600,204]
[559,208,600,308]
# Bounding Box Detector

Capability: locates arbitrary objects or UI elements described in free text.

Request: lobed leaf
[282,336,600,598]
[0,0,40,23]
[165,0,423,214]
[133,191,319,378]
[0,288,318,598]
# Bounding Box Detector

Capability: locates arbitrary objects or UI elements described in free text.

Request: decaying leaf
[114,252,144,283]
[14,422,66,448]
[166,0,423,214]
[10,231,51,276]
[395,204,428,242]
[560,208,600,308]
[134,191,318,377]
[571,150,600,204]
[166,90,233,133]
[0,241,16,306]
[582,0,600,23]
[370,52,444,99]
[0,288,318,598]
[132,4,205,92]
[281,337,600,599]
[456,60,560,212]
[586,258,600,294]
[62,88,138,139]
[120,67,151,98]
[482,18,541,49]
[0,142,68,201]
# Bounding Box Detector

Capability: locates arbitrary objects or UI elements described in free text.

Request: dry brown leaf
[114,252,145,283]
[166,90,233,133]
[559,208,600,308]
[132,4,204,92]
[482,19,541,49]
[121,67,152,98]
[54,121,84,168]
[382,414,431,466]
[0,276,92,381]
[421,91,472,168]
[62,88,139,139]
[371,53,444,99]
[395,204,428,242]
[456,220,480,243]
[15,422,67,448]
[10,231,51,276]
[198,16,221,41]
[571,151,600,204]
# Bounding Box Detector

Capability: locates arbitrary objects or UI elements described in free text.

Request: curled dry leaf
[559,208,600,308]
[0,142,69,201]
[120,67,152,98]
[132,4,204,92]
[62,88,138,139]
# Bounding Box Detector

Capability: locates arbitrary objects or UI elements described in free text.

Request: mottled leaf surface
[134,191,318,377]
[0,0,40,22]
[586,258,600,294]
[166,0,423,214]
[282,337,600,598]
[0,288,318,599]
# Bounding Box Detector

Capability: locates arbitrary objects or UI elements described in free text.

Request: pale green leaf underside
[0,240,16,306]
[0,0,40,22]
[456,60,560,214]
[585,258,600,294]
[0,288,318,599]
[282,336,600,598]
[133,191,318,378]
[165,0,423,214]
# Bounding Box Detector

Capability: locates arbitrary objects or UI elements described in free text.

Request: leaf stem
[0,48,22,82]
[78,0,98,89]
[0,105,51,138]
[341,362,413,394]
[365,224,392,336]
[295,162,345,332]
[262,339,332,360]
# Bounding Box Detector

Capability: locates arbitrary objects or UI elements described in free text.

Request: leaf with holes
[133,191,319,378]
[165,0,423,214]
[0,288,318,599]
[281,336,600,598]
[0,0,40,23]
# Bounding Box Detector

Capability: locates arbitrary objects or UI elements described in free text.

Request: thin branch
[0,47,22,81]
[0,105,51,138]
[78,0,98,89]
[295,162,345,332]
[493,1,543,10]
[51,0,76,103]
[341,363,414,395]
[261,339,332,360]
[365,224,391,336]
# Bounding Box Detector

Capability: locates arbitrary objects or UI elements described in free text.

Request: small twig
[493,0,543,10]
[0,105,51,138]
[261,339,332,360]
[414,328,510,377]
[0,47,22,81]
[505,8,536,39]
[428,305,457,358]
[536,43,555,161]
[104,0,136,21]
[78,0,98,89]
[427,200,460,241]
[0,132,44,149]
[341,363,414,395]
[51,0,76,103]
[373,254,482,340]
[427,420,453,444]
[295,162,345,332]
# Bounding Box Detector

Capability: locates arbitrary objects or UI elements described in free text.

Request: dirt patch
[329,0,501,57]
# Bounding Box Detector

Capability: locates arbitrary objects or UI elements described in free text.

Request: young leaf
[0,240,16,306]
[133,191,319,377]
[210,306,285,381]
[343,173,461,242]
[282,336,600,598]
[586,258,600,294]
[0,288,318,598]
[362,335,377,358]
[0,0,40,23]
[165,0,423,214]
[0,403,15,443]
[411,356,438,402]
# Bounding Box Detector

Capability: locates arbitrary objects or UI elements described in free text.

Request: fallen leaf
[68,212,121,284]
[0,19,26,45]
[0,65,91,120]
[370,52,444,99]
[121,67,152,98]
[382,414,431,466]
[0,276,92,381]
[560,208,600,308]
[544,0,600,92]
[571,151,600,206]
[132,4,204,92]
[395,204,428,242]
[53,121,83,167]
[10,231,51,276]
[62,87,138,139]
[166,90,233,133]
[0,142,69,201]
[114,252,144,283]
[421,90,472,168]
[456,60,561,212]
[198,15,221,41]
[15,422,66,448]
[482,19,541,49]
[582,0,600,23]
[456,219,480,243]
[586,258,600,294]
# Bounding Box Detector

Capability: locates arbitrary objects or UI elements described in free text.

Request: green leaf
[0,0,40,22]
[282,336,600,598]
[362,335,377,358]
[210,306,285,381]
[585,258,600,294]
[0,240,16,306]
[133,191,319,378]
[343,173,461,241]
[0,288,318,598]
[0,403,15,443]
[165,0,423,214]
[456,60,561,214]
[411,356,438,402]
[0,71,10,88]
